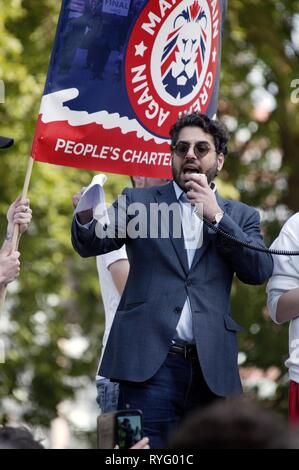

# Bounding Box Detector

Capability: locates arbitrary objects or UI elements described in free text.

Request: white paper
[74,174,109,225]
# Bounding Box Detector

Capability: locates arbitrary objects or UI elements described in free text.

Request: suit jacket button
[174,307,182,314]
[186,279,192,287]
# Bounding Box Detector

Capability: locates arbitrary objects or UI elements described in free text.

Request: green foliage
[0,0,130,435]
[221,0,299,416]
[0,0,298,443]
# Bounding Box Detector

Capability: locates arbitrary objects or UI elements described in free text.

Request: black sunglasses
[172,141,216,159]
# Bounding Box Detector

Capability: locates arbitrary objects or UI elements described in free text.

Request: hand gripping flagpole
[0,156,35,316]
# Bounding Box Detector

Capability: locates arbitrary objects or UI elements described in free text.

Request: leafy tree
[220,0,299,413]
[0,0,128,435]
[1,0,298,445]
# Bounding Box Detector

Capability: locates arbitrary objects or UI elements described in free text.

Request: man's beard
[171,160,219,191]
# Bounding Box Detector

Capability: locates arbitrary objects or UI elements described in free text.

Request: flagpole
[0,156,35,315]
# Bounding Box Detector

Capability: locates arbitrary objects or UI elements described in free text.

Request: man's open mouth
[182,167,200,175]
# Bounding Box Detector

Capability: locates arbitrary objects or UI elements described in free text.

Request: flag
[32,0,227,178]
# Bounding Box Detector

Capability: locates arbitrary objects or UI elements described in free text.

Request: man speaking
[72,112,273,448]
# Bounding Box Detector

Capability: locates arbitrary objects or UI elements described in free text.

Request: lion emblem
[161,1,208,100]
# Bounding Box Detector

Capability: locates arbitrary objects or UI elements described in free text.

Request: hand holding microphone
[185,173,223,223]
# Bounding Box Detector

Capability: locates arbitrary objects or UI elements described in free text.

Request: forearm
[1,239,11,254]
[71,217,124,257]
[0,267,5,285]
[216,213,273,284]
[276,288,299,323]
[1,225,13,254]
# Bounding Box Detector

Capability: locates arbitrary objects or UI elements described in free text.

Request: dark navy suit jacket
[72,182,273,397]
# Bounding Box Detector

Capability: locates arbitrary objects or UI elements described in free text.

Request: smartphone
[97,409,143,449]
[115,409,143,449]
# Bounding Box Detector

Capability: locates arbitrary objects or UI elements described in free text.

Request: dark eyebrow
[177,140,211,145]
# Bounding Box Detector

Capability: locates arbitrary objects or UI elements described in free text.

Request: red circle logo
[125,0,221,138]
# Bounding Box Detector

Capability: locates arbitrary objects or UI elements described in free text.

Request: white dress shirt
[173,181,204,344]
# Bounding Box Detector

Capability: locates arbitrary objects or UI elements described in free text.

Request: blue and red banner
[33,0,227,178]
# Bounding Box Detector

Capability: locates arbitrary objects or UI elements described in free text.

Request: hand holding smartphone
[97,409,143,449]
[115,410,143,449]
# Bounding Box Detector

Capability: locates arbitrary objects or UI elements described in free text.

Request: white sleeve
[98,245,128,270]
[267,218,299,323]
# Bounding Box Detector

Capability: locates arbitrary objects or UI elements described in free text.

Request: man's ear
[217,153,225,172]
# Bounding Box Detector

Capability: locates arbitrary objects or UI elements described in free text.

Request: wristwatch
[211,210,224,225]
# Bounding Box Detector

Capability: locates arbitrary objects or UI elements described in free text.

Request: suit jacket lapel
[155,183,189,275]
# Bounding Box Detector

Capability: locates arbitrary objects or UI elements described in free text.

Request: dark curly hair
[0,426,44,449]
[169,112,229,156]
[169,397,299,449]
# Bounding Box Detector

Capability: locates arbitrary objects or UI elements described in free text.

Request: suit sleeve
[216,208,273,284]
[71,189,130,258]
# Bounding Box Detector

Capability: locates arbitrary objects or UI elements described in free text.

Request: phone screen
[115,411,143,449]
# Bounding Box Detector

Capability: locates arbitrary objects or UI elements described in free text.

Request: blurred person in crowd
[0,136,32,287]
[267,213,299,425]
[0,426,43,449]
[169,396,299,449]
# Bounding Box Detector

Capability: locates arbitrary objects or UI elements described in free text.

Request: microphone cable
[203,217,299,256]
